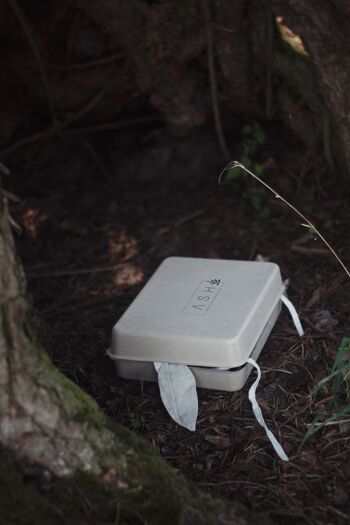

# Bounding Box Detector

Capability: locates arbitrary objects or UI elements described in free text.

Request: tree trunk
[0,178,268,524]
[73,0,350,177]
[3,0,349,174]
[272,0,350,174]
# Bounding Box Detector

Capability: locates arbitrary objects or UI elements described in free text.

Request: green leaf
[226,167,245,180]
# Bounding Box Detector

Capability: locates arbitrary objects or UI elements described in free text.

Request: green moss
[23,298,111,433]
[0,317,273,525]
[50,467,239,525]
[49,472,118,523]
[8,290,272,524]
[47,461,183,523]
[24,326,107,432]
[19,409,247,524]
[0,438,274,525]
[0,449,60,525]
[0,445,183,525]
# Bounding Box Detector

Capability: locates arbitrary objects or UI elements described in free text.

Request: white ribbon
[247,357,289,461]
[281,294,304,336]
[245,294,303,461]
[153,293,303,460]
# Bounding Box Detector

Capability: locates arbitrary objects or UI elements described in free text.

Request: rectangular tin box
[108,257,284,391]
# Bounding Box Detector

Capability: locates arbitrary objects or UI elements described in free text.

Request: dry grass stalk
[219,161,350,279]
[201,0,230,161]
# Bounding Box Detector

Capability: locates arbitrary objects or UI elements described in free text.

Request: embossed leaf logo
[207,278,221,286]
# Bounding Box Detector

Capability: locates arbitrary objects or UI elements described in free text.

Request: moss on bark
[0,443,272,525]
[0,449,60,525]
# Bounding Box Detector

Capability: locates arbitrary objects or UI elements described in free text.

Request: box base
[109,302,281,392]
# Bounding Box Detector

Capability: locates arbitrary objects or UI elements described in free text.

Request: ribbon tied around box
[154,293,303,461]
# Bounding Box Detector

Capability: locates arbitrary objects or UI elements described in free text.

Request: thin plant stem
[7,0,58,126]
[219,161,350,279]
[0,82,115,159]
[201,0,230,161]
[0,163,10,176]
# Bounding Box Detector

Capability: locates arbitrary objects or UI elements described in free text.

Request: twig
[65,82,113,124]
[175,209,205,226]
[219,161,350,279]
[0,128,54,159]
[0,82,116,159]
[1,193,22,234]
[1,189,21,202]
[306,418,350,428]
[0,162,10,175]
[48,52,124,70]
[62,116,159,137]
[28,263,126,279]
[265,1,273,119]
[80,138,109,178]
[7,214,22,235]
[7,0,58,126]
[43,294,129,316]
[0,160,21,232]
[201,0,230,161]
[291,245,329,257]
[0,115,159,160]
[156,210,205,236]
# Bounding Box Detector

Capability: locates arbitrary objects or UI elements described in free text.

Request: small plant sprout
[300,337,350,448]
[219,161,350,280]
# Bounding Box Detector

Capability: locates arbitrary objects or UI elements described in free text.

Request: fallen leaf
[204,434,231,449]
[300,448,317,466]
[154,362,198,431]
[312,309,338,332]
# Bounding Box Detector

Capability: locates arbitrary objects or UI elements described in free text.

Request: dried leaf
[312,309,338,332]
[154,362,198,431]
[204,434,231,449]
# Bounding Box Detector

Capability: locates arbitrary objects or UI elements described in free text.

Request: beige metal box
[108,257,284,391]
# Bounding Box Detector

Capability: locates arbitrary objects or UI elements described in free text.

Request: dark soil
[7,120,350,525]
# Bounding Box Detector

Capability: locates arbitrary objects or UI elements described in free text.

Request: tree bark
[60,0,350,176]
[0,179,267,524]
[272,0,350,173]
[2,0,350,175]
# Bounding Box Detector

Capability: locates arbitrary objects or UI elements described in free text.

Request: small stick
[219,161,350,279]
[201,0,230,161]
[0,162,10,175]
[28,263,126,279]
[291,245,329,257]
[7,0,58,126]
[47,52,124,71]
[0,82,115,159]
[1,188,21,202]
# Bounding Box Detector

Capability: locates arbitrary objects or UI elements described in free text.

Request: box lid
[110,257,284,368]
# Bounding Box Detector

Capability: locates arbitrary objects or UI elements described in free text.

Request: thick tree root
[0,181,273,525]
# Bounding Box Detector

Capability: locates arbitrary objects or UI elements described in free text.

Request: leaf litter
[9,125,350,524]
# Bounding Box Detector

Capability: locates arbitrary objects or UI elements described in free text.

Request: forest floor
[8,119,350,525]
